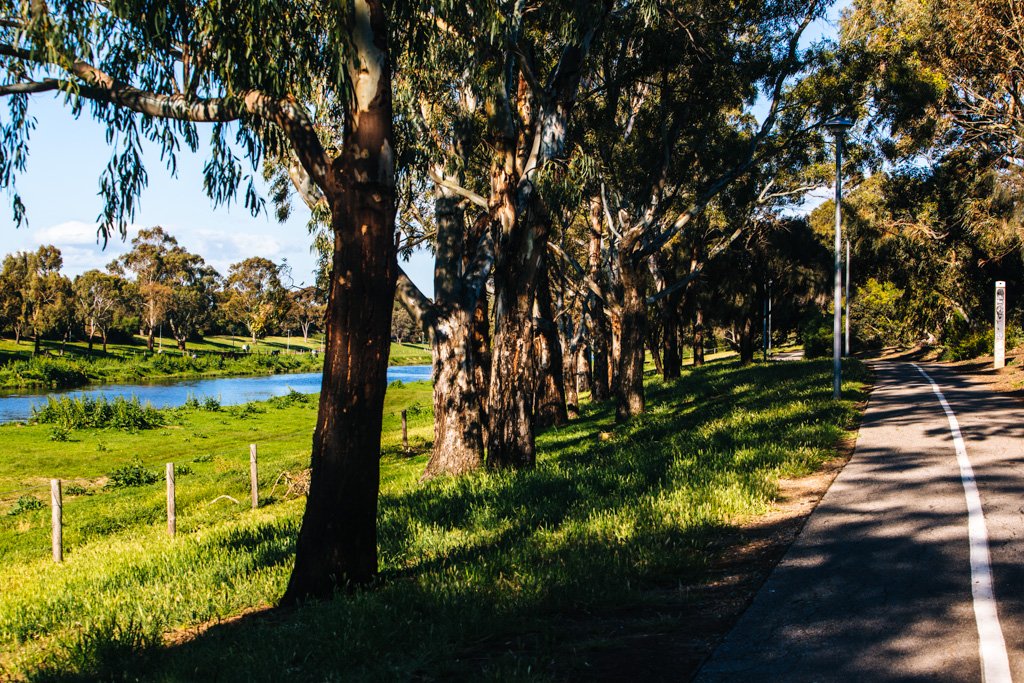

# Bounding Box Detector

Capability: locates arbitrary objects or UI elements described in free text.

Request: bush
[942,324,1024,361]
[0,357,89,389]
[850,278,915,349]
[800,312,833,359]
[49,425,71,442]
[267,389,310,408]
[106,460,160,489]
[6,495,45,516]
[33,396,164,431]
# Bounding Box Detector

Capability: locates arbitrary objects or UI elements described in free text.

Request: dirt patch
[944,347,1024,399]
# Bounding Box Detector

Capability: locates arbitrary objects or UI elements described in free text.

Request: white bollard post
[995,281,1007,369]
[51,479,62,563]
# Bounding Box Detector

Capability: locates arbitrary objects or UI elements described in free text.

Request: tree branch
[395,268,437,333]
[427,168,489,209]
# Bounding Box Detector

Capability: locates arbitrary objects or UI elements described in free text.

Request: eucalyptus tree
[23,245,72,354]
[288,286,326,343]
[0,0,416,600]
[415,0,617,469]
[568,0,825,420]
[165,252,219,351]
[110,227,177,352]
[224,257,287,342]
[0,250,28,343]
[390,56,496,479]
[73,269,133,352]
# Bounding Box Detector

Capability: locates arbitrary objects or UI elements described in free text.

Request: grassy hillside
[0,359,868,680]
[0,337,431,390]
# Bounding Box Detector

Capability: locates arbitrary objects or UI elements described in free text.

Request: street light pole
[845,238,851,356]
[825,117,854,399]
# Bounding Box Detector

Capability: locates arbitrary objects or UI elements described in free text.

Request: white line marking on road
[913,363,1012,683]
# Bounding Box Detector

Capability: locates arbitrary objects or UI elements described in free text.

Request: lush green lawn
[0,359,868,680]
[0,336,431,390]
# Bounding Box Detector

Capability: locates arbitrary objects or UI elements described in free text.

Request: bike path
[697,361,1024,682]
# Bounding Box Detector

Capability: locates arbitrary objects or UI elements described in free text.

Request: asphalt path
[697,361,1024,682]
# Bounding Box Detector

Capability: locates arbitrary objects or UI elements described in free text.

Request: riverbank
[0,359,868,679]
[0,336,431,390]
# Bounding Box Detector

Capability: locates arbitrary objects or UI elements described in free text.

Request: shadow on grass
[26,359,868,682]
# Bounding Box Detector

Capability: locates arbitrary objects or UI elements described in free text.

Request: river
[0,365,433,424]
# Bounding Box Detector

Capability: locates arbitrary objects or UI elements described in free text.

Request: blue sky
[0,0,847,296]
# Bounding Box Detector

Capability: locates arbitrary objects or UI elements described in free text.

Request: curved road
[698,361,1024,681]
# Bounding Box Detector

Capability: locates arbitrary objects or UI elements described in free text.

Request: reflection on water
[0,365,432,424]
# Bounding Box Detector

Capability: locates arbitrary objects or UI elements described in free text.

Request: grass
[0,336,431,390]
[0,358,868,681]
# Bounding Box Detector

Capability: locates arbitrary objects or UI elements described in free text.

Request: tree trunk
[533,263,568,429]
[576,346,591,395]
[146,328,155,352]
[739,314,755,365]
[420,188,485,479]
[615,258,646,421]
[485,142,546,470]
[472,293,491,436]
[102,331,108,353]
[422,307,484,479]
[283,0,397,603]
[563,346,580,420]
[646,328,664,377]
[586,194,611,401]
[662,299,682,379]
[608,310,622,396]
[693,306,705,367]
[33,334,40,356]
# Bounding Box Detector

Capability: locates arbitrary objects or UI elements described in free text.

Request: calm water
[0,365,433,424]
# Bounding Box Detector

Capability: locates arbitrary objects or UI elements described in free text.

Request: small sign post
[995,281,1007,369]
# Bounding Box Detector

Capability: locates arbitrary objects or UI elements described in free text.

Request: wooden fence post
[401,410,409,451]
[249,444,259,510]
[50,479,62,563]
[166,463,176,537]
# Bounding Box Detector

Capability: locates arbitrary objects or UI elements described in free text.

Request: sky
[0,0,849,294]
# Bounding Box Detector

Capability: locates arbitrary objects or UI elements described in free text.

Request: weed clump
[6,495,45,516]
[267,389,311,408]
[33,396,164,431]
[105,459,160,489]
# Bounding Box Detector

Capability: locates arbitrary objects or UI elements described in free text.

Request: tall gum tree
[457,0,614,469]
[569,0,824,420]
[0,0,402,601]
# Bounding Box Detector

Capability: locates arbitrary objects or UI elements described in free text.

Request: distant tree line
[0,226,330,353]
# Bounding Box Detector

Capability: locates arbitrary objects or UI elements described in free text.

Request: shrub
[849,278,915,349]
[106,460,160,489]
[64,484,90,496]
[267,389,310,408]
[33,396,164,431]
[6,495,45,516]
[800,312,833,359]
[942,325,1024,361]
[49,425,71,442]
[0,357,90,389]
[202,396,222,411]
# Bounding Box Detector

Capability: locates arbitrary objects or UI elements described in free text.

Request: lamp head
[824,117,855,135]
